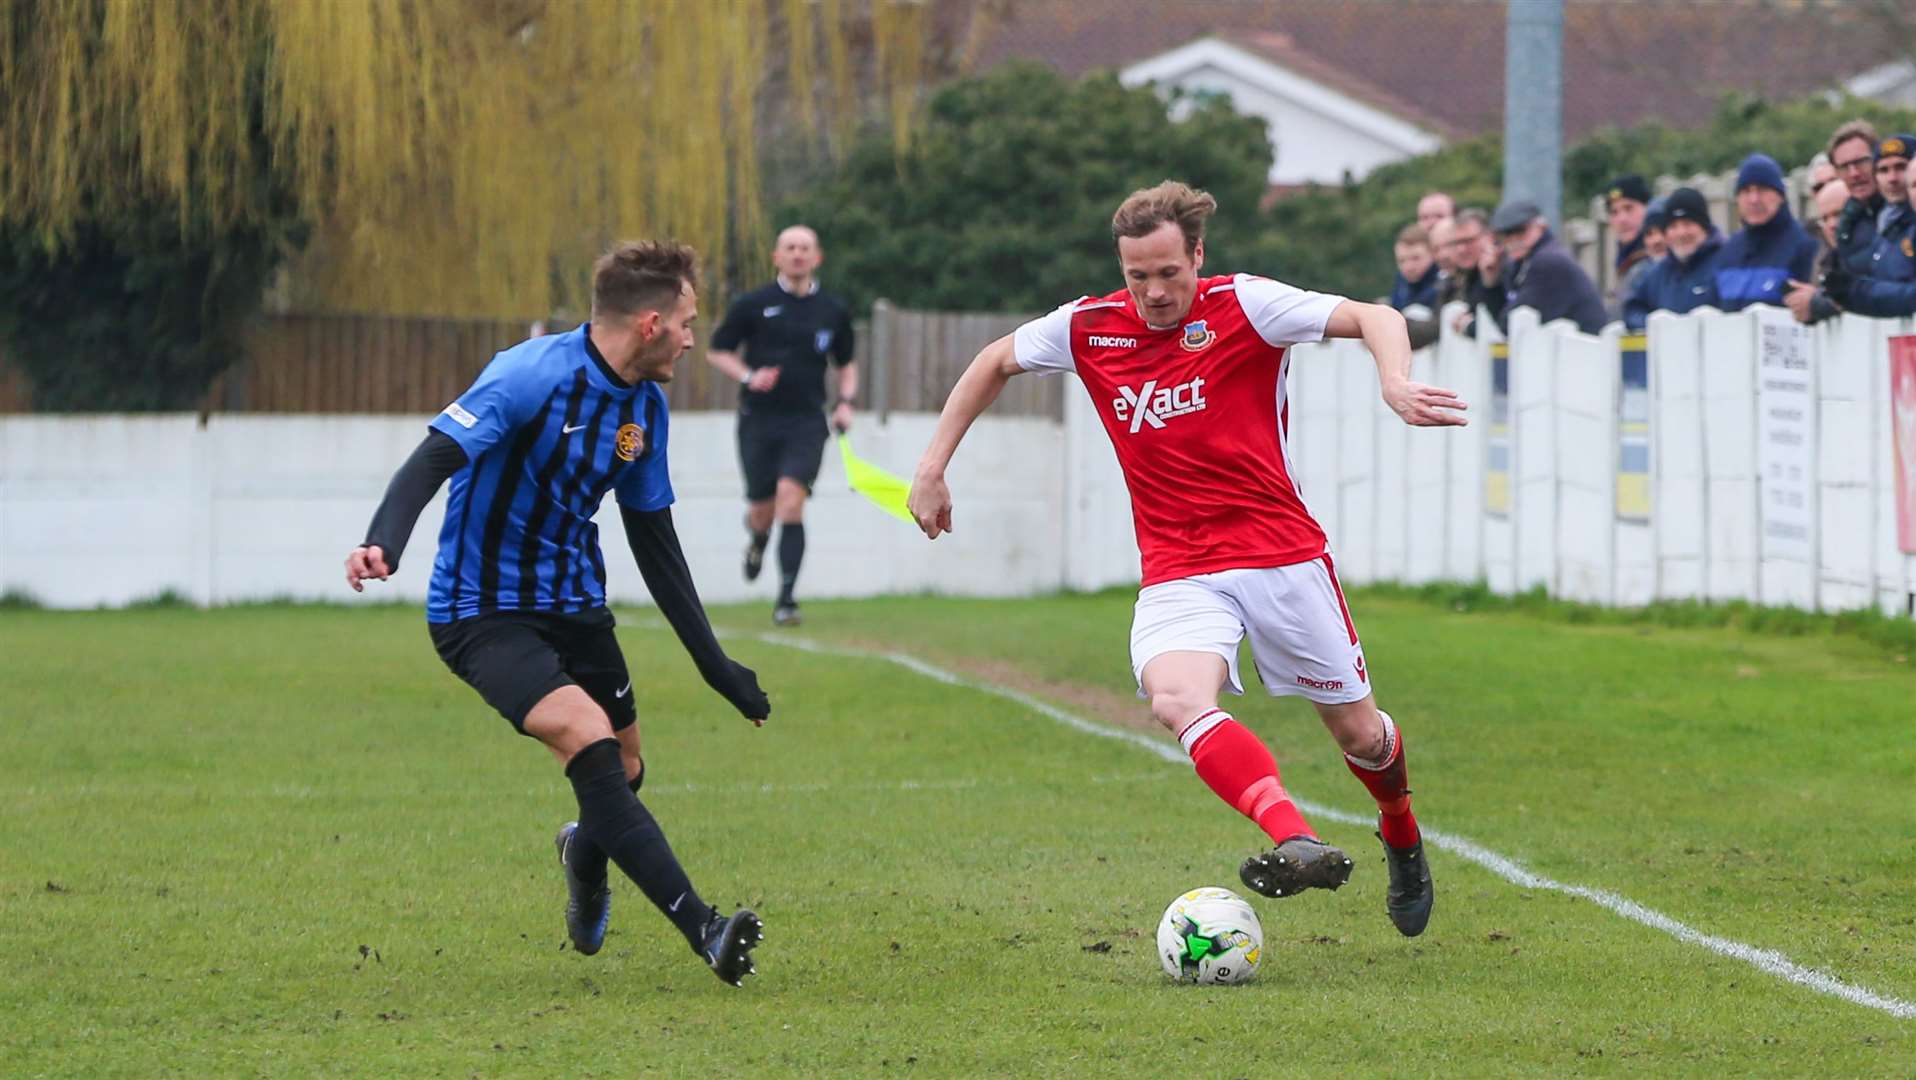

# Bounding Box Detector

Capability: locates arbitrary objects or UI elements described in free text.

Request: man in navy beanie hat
[1623,187,1724,329]
[1714,153,1817,312]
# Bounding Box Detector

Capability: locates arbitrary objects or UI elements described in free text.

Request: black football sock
[748,525,770,553]
[777,522,805,606]
[562,757,644,887]
[565,739,714,951]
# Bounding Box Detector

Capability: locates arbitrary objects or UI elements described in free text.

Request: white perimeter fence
[3,305,1914,615]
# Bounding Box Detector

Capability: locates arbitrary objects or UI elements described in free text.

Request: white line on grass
[725,626,1916,1021]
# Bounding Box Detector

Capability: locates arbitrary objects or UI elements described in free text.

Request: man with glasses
[1830,121,1884,275]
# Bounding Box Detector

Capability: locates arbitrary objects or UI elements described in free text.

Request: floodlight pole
[1503,0,1564,226]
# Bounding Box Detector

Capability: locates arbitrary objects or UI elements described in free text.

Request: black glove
[710,659,771,724]
[1822,263,1855,305]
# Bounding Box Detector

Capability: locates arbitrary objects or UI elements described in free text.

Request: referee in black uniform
[706,224,857,626]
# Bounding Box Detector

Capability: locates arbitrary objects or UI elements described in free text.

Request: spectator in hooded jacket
[1623,187,1724,330]
[1827,164,1916,318]
[1713,153,1817,312]
[1388,223,1441,316]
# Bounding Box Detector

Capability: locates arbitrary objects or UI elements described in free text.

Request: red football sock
[1345,711,1420,848]
[1178,709,1316,845]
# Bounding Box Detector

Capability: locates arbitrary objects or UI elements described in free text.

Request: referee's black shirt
[710,279,856,415]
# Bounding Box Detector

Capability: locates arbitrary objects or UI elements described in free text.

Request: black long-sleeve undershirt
[362,429,468,573]
[621,505,729,680]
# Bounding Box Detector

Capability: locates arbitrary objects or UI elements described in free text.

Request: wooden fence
[0,301,1057,419]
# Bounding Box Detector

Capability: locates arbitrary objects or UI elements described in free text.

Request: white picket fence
[4,304,1913,614]
[1286,304,1916,617]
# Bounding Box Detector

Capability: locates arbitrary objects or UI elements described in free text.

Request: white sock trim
[1177,708,1231,756]
[1345,710,1397,771]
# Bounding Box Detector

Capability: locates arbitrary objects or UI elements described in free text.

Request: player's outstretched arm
[345,430,468,591]
[620,506,770,726]
[1323,299,1468,428]
[908,333,1023,540]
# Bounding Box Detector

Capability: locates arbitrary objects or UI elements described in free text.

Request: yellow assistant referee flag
[836,435,915,524]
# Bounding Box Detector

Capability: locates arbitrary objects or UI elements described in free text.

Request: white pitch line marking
[717,625,1916,1021]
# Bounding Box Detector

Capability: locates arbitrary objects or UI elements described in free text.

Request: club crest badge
[615,422,645,462]
[1180,319,1216,352]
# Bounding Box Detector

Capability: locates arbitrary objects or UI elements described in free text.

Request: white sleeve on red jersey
[1233,273,1345,348]
[1011,299,1081,375]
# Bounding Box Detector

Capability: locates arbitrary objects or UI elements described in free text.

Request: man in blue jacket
[1714,154,1818,313]
[1623,188,1724,330]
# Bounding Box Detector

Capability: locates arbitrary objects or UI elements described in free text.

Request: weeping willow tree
[0,0,930,408]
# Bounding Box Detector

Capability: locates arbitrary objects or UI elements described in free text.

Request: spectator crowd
[1380,118,1916,336]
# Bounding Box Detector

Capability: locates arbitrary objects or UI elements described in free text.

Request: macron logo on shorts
[1112,377,1206,433]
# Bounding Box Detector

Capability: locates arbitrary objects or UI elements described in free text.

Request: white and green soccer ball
[1156,886,1263,985]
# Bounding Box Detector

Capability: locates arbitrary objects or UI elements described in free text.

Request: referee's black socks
[777,522,805,605]
[564,738,714,951]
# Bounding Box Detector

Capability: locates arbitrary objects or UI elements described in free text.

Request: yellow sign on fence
[1485,341,1510,515]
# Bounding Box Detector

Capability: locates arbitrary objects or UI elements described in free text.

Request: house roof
[963,0,1907,143]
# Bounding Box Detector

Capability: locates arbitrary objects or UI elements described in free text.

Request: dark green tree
[777,63,1277,314]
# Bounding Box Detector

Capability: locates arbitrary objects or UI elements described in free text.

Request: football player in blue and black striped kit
[345,241,768,986]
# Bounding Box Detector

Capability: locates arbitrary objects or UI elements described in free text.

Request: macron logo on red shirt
[1111,377,1207,433]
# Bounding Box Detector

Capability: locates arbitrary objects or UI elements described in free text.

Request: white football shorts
[1129,557,1371,705]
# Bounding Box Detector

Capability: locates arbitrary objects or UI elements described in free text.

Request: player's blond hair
[1112,181,1217,256]
[592,240,699,319]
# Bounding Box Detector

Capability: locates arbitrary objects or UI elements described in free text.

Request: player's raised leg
[527,686,762,984]
[1319,696,1432,937]
[1139,648,1352,900]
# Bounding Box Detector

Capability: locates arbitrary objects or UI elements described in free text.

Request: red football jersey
[1013,273,1345,586]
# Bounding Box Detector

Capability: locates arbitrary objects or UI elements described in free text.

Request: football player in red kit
[907,181,1466,936]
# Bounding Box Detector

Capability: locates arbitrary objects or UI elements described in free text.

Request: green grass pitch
[2,590,1912,1077]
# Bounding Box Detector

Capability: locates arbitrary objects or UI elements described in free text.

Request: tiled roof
[964,0,1905,142]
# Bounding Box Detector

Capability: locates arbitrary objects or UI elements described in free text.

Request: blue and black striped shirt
[425,325,672,624]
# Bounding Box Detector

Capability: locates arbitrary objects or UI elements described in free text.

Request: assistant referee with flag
[705,224,857,626]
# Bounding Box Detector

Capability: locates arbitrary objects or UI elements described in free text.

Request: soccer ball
[1157,886,1263,985]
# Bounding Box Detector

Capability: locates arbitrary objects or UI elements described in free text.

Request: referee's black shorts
[429,608,637,734]
[738,408,829,502]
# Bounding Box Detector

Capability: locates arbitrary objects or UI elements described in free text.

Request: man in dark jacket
[1832,125,1888,275]
[1388,223,1441,315]
[1484,199,1608,334]
[1826,165,1916,318]
[1713,154,1817,313]
[1623,188,1724,329]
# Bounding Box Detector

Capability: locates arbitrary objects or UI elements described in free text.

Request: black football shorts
[737,408,829,502]
[428,607,637,734]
